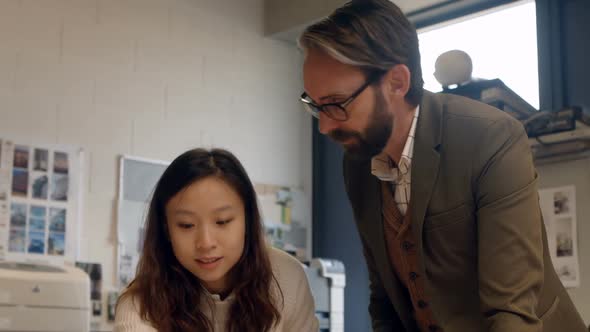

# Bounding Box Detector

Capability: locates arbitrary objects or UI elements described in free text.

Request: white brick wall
[0,0,311,324]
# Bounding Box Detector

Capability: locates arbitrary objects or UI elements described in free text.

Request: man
[299,0,586,331]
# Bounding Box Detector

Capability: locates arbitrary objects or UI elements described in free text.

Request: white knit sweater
[114,247,319,332]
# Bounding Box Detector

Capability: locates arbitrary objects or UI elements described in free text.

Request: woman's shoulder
[266,247,320,331]
[267,246,308,296]
[114,293,157,332]
[268,247,306,278]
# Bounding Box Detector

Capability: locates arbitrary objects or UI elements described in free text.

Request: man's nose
[318,112,340,135]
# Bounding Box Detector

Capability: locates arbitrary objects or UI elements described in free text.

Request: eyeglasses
[300,71,384,121]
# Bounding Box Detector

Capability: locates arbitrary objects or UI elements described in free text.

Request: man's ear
[383,64,411,98]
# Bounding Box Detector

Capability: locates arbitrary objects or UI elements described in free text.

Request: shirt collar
[371,106,420,182]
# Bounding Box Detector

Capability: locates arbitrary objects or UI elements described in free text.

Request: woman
[115,148,318,332]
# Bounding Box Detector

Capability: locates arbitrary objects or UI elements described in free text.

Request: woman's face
[166,176,246,294]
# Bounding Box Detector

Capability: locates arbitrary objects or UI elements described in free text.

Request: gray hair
[299,0,424,105]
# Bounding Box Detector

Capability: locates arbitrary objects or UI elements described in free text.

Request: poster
[0,138,82,265]
[539,185,580,288]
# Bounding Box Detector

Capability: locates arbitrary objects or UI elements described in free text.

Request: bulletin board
[116,155,169,289]
[0,138,84,266]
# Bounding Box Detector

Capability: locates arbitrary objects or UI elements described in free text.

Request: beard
[328,89,393,160]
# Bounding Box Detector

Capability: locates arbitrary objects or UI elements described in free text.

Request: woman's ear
[384,64,411,99]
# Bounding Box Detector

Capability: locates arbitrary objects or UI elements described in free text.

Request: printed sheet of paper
[539,185,580,288]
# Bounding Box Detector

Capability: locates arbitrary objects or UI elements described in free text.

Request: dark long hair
[117,148,282,332]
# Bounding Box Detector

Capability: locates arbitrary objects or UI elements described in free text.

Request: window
[418,0,539,109]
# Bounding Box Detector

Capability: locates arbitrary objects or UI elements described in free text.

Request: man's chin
[343,145,380,161]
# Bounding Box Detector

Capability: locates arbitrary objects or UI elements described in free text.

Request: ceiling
[264,0,453,43]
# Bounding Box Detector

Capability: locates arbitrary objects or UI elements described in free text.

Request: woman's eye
[178,223,193,229]
[216,219,232,226]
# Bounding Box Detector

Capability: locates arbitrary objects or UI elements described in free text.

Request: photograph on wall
[31,172,49,200]
[27,231,45,254]
[0,232,5,259]
[9,228,25,252]
[553,190,572,216]
[0,202,8,257]
[53,151,69,174]
[13,145,29,169]
[555,261,578,282]
[33,148,49,172]
[539,185,580,288]
[28,205,46,231]
[0,169,8,201]
[50,173,68,201]
[0,201,8,226]
[10,203,27,228]
[75,262,103,316]
[12,169,28,197]
[47,232,65,256]
[555,217,573,257]
[0,140,14,169]
[49,208,66,232]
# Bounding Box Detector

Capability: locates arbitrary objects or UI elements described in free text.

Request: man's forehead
[303,50,364,98]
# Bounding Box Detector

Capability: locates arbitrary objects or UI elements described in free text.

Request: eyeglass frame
[300,70,386,121]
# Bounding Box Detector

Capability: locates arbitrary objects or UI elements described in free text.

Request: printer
[304,258,346,332]
[0,262,90,332]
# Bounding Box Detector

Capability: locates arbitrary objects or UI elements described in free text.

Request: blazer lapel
[411,91,443,278]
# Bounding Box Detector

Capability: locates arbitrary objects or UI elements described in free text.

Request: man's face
[303,49,393,159]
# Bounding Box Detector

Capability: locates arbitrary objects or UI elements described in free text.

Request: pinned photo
[31,172,49,200]
[0,168,10,200]
[555,217,574,257]
[553,191,571,216]
[28,231,45,254]
[29,205,47,231]
[1,140,14,169]
[10,203,27,228]
[13,145,29,169]
[50,173,68,201]
[12,169,28,197]
[54,151,69,174]
[557,263,577,282]
[9,228,26,252]
[49,208,66,232]
[33,149,49,172]
[48,232,65,256]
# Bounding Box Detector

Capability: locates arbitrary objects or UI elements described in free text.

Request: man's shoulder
[427,92,524,141]
[432,92,515,124]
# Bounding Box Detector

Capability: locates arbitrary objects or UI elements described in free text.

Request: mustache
[328,129,360,142]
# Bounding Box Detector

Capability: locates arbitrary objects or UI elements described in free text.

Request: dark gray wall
[561,0,590,110]
[312,119,371,332]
